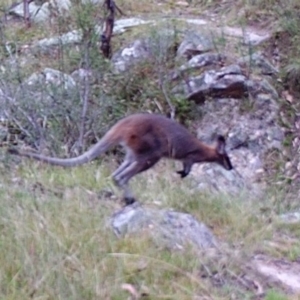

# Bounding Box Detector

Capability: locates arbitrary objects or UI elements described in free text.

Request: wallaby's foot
[123,196,136,206]
[176,170,188,178]
[121,185,136,206]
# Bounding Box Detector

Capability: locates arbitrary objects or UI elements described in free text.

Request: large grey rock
[174,62,279,104]
[111,18,154,35]
[25,68,76,91]
[111,203,218,250]
[71,68,93,83]
[8,1,49,23]
[112,29,177,73]
[112,40,150,73]
[33,30,82,52]
[238,52,279,75]
[245,78,279,99]
[174,64,248,103]
[220,26,271,46]
[8,0,71,23]
[177,31,214,59]
[171,53,226,80]
[22,68,78,108]
[7,0,104,23]
[32,18,153,53]
[252,255,300,293]
[279,211,300,224]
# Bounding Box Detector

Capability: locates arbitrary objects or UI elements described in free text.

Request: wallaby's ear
[216,135,226,154]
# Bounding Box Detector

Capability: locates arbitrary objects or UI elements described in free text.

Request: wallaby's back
[114,113,207,159]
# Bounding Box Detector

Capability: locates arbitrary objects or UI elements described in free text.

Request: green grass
[265,290,291,300]
[0,158,296,299]
[0,160,212,299]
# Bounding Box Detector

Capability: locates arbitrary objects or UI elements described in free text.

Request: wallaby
[8,113,233,205]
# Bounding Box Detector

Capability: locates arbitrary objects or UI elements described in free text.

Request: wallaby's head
[215,135,233,170]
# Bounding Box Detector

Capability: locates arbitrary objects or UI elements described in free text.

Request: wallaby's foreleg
[177,159,193,178]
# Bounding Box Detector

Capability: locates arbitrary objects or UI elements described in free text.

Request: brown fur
[8,114,233,204]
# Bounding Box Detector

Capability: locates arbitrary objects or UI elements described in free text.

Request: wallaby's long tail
[8,131,119,167]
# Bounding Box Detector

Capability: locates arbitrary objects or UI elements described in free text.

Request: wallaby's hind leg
[112,149,135,179]
[113,155,160,205]
[113,161,138,205]
[122,184,136,205]
[111,151,137,205]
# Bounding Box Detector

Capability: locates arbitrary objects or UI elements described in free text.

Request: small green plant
[265,290,289,300]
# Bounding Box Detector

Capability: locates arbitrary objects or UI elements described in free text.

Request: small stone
[176,1,189,6]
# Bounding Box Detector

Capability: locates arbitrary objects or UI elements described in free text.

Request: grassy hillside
[0,158,298,299]
[0,0,300,299]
